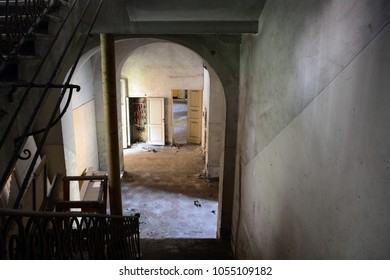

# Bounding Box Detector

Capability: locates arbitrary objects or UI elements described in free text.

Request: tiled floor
[121,144,219,239]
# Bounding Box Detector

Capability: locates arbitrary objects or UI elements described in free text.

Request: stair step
[140,239,234,260]
[18,55,42,81]
[17,54,41,60]
[31,32,54,39]
[34,17,50,35]
[44,13,63,22]
[0,63,18,82]
[18,38,35,56]
[0,79,28,95]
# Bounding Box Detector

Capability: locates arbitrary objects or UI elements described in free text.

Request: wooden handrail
[58,175,108,214]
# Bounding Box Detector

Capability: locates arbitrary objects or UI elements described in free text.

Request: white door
[125,97,131,147]
[120,79,128,149]
[147,97,165,145]
[187,90,203,144]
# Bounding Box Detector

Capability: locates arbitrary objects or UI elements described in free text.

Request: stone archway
[57,35,239,239]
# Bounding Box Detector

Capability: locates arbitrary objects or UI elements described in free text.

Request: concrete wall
[121,42,204,144]
[234,0,390,259]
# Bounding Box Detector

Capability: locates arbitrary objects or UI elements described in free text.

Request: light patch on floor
[121,144,219,239]
[123,186,217,238]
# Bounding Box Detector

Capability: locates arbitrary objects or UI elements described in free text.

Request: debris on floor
[194,200,203,207]
[194,172,207,179]
[193,146,204,155]
[122,172,134,182]
[142,147,157,153]
[171,143,181,149]
[122,144,218,239]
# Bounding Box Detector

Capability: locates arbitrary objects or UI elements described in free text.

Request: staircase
[0,0,77,202]
[0,0,141,260]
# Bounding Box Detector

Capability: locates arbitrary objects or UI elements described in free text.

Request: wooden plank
[79,167,93,200]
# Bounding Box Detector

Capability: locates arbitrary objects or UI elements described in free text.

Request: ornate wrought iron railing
[0,208,141,259]
[0,0,103,209]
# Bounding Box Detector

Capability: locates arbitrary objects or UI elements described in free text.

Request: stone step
[140,239,234,260]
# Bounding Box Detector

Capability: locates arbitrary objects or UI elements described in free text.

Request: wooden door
[187,90,203,144]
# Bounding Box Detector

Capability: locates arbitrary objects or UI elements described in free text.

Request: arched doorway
[118,42,226,238]
[60,37,230,239]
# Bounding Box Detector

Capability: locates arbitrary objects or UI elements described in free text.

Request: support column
[100,33,122,215]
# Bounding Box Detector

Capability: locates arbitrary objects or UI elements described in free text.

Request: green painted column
[100,33,123,215]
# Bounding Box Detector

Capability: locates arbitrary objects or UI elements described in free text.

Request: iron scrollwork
[0,209,141,260]
[17,148,32,160]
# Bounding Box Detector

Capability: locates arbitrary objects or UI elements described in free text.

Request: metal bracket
[2,83,81,102]
[11,83,81,91]
[12,84,81,160]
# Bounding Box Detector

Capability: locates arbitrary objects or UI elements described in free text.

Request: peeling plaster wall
[121,42,204,144]
[234,0,390,259]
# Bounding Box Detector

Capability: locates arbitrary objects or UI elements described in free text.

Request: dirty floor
[173,99,188,145]
[121,144,219,239]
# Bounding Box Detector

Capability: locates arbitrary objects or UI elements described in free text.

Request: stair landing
[140,238,234,260]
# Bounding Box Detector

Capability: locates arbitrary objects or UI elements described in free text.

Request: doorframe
[120,78,130,149]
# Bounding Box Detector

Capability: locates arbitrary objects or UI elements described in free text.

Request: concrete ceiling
[92,0,267,34]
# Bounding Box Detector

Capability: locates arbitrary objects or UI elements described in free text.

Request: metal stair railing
[0,0,143,261]
[0,0,75,194]
[0,208,141,260]
[0,0,103,209]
